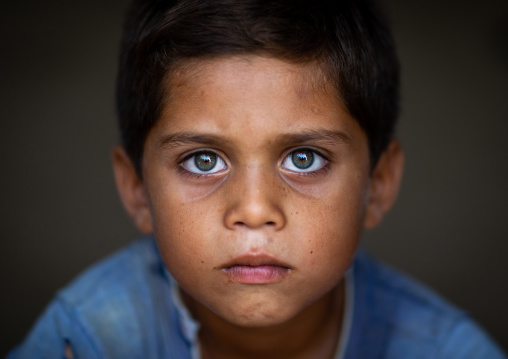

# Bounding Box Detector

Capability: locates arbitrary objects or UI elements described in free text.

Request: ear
[112,146,153,234]
[363,140,404,229]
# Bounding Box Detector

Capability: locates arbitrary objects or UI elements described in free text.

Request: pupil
[292,150,314,169]
[195,152,217,171]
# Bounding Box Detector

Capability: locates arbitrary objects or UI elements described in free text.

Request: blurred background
[1,0,507,355]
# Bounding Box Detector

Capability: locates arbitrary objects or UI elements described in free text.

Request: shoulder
[353,250,463,327]
[58,236,161,308]
[345,250,506,359]
[9,237,190,359]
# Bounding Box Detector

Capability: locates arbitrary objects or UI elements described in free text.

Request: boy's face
[115,56,401,327]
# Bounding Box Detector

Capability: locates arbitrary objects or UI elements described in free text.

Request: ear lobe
[112,146,153,234]
[363,140,404,229]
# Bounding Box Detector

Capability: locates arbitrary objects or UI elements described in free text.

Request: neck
[181,281,345,359]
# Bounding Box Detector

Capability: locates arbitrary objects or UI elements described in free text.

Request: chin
[225,313,291,328]
[215,302,298,328]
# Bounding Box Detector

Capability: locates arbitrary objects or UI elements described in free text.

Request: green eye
[195,152,217,171]
[282,148,326,173]
[181,150,227,174]
[291,150,314,169]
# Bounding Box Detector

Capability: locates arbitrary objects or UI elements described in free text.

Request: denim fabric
[8,237,506,359]
[346,251,506,359]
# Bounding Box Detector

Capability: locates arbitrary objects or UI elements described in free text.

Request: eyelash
[177,148,330,177]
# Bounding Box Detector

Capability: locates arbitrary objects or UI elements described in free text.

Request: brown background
[1,0,507,355]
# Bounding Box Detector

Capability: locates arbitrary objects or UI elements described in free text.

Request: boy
[9,0,506,358]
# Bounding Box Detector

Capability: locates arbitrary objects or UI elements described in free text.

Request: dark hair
[116,0,399,175]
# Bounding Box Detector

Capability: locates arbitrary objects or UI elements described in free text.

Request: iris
[291,150,314,169]
[195,152,217,171]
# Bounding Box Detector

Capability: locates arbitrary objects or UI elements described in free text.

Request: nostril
[225,202,286,230]
[233,220,276,227]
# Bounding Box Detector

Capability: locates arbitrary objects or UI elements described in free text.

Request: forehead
[165,55,343,110]
[150,55,366,152]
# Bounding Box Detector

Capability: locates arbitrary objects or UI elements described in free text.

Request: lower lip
[222,265,291,284]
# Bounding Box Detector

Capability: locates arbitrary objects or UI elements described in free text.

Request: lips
[220,255,292,284]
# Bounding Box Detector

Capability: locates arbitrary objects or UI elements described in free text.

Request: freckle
[310,251,313,254]
[201,260,204,264]
[296,212,299,215]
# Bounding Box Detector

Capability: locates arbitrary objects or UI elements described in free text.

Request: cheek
[146,184,219,273]
[153,205,213,255]
[295,178,368,270]
[148,171,214,234]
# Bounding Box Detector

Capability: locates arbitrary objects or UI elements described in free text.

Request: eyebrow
[276,129,352,146]
[158,133,232,149]
[158,129,351,150]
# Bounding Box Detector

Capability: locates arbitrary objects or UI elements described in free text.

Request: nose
[223,166,286,231]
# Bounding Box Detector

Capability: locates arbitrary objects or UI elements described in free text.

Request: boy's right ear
[112,146,153,234]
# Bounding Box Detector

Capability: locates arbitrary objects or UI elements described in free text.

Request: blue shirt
[8,237,506,358]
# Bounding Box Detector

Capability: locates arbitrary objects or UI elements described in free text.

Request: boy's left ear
[112,146,153,234]
[363,140,404,229]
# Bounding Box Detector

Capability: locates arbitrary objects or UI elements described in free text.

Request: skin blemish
[311,106,322,115]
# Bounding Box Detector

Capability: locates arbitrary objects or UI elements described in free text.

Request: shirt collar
[165,268,202,359]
